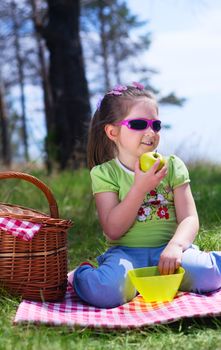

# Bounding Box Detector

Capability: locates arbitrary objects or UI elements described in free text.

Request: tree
[0,76,11,166]
[0,0,36,163]
[81,0,152,91]
[81,0,184,106]
[29,0,54,172]
[37,0,91,169]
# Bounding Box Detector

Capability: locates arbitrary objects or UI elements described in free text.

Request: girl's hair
[87,85,158,169]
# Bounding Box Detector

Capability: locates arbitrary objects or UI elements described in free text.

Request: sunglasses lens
[129,119,148,130]
[152,120,161,132]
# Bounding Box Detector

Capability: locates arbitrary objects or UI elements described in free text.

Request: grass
[0,163,221,349]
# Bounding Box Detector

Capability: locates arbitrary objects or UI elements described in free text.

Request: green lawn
[0,163,221,350]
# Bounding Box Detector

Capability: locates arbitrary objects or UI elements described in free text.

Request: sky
[127,0,221,164]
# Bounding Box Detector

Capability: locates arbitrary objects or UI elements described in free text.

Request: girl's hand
[134,159,167,194]
[158,242,183,275]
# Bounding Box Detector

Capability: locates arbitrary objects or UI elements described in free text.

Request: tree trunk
[110,2,121,84]
[43,0,91,169]
[29,0,54,173]
[98,1,111,90]
[0,79,11,167]
[10,0,29,162]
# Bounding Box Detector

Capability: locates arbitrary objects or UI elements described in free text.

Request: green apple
[140,151,166,172]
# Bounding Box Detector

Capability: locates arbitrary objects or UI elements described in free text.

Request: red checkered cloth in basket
[14,285,221,328]
[0,217,41,241]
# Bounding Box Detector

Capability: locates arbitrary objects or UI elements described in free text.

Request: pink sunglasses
[116,118,161,132]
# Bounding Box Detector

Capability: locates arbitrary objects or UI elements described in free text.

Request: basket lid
[0,202,49,219]
[0,202,73,228]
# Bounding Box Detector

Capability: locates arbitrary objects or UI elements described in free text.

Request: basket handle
[0,171,59,218]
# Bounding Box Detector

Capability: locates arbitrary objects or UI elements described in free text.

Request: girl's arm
[95,159,167,240]
[158,183,199,275]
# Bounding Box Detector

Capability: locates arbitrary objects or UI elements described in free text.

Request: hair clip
[107,90,122,96]
[114,84,127,92]
[107,84,128,96]
[132,81,145,90]
[96,95,103,110]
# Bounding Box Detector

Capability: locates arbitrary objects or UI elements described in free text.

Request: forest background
[1,0,220,172]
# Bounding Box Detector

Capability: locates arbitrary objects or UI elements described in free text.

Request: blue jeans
[73,244,221,308]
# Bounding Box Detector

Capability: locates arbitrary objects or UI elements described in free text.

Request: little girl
[69,83,221,308]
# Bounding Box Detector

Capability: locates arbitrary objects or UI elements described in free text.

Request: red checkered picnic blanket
[14,285,221,328]
[0,217,41,241]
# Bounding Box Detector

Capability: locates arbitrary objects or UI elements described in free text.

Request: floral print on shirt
[137,184,173,222]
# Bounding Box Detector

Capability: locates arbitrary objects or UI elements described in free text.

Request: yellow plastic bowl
[128,266,185,302]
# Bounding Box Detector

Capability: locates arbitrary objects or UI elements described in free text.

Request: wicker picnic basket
[0,171,72,302]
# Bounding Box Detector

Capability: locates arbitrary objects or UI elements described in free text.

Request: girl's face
[105,98,160,169]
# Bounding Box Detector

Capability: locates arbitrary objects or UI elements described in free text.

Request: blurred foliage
[0,0,185,168]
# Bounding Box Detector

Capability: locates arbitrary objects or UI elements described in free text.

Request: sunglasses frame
[116,118,161,132]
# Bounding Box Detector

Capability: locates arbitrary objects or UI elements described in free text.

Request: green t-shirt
[90,155,190,248]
